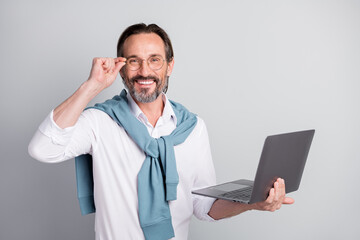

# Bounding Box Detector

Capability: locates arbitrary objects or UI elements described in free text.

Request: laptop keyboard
[219,186,253,200]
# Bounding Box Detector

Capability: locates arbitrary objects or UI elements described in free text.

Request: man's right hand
[53,57,126,129]
[87,57,127,91]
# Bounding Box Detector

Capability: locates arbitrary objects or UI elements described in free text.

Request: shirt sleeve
[28,109,97,163]
[191,118,218,222]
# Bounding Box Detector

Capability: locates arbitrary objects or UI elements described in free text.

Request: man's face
[120,33,174,103]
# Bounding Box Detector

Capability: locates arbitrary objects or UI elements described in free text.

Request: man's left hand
[251,178,295,212]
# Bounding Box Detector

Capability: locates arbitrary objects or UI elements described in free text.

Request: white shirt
[28,92,217,240]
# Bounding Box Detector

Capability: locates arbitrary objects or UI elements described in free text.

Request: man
[28,23,294,240]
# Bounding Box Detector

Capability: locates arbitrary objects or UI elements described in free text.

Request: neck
[134,94,164,127]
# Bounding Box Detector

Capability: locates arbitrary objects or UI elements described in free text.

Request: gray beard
[123,77,168,103]
[132,87,160,103]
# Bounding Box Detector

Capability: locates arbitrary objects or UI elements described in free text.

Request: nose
[138,59,152,76]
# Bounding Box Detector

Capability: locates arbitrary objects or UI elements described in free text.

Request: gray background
[1,0,359,239]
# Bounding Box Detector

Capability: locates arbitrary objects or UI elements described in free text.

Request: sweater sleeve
[191,118,218,222]
[28,109,97,163]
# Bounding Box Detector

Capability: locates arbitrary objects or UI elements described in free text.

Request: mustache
[129,75,159,83]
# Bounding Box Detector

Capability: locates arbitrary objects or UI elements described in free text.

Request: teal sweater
[75,90,197,240]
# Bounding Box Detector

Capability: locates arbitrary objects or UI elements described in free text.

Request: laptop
[192,129,315,204]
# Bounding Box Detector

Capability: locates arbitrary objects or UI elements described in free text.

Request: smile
[136,80,155,85]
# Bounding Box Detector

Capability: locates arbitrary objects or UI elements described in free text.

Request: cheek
[158,71,168,84]
[121,68,134,80]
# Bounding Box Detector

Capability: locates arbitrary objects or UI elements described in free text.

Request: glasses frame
[125,55,166,71]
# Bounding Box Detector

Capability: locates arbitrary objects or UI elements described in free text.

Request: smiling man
[28,23,293,240]
[120,32,172,104]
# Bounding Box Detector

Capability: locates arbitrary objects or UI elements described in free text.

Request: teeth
[137,80,154,85]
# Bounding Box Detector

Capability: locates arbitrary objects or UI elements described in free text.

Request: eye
[128,58,140,64]
[150,56,161,62]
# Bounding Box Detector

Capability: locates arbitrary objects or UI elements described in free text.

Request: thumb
[114,60,126,73]
[283,197,295,204]
[111,61,126,79]
[114,57,127,73]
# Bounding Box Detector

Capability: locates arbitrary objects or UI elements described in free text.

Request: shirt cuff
[38,110,76,145]
[192,195,218,222]
[202,197,218,222]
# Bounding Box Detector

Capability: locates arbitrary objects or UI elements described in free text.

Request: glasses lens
[126,56,164,71]
[127,58,141,70]
[148,56,164,70]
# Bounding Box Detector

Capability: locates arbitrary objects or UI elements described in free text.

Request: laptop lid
[192,129,315,204]
[249,129,315,203]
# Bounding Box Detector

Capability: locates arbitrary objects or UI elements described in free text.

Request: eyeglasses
[125,55,165,71]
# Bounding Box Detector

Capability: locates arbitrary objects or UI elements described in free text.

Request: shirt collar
[125,89,177,126]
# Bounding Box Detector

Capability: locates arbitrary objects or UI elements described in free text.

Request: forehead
[122,33,166,58]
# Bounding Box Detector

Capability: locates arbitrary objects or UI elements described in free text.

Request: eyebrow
[126,54,163,59]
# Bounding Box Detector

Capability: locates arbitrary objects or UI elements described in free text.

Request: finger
[114,59,126,73]
[93,57,105,67]
[105,58,112,71]
[91,58,109,77]
[267,188,277,211]
[114,57,127,63]
[273,179,285,209]
[273,181,281,201]
[279,179,286,197]
[280,178,285,188]
[109,59,115,73]
[101,59,109,72]
[266,188,275,204]
[279,179,287,202]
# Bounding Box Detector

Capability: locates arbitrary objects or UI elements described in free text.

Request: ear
[166,58,175,77]
[119,67,125,80]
